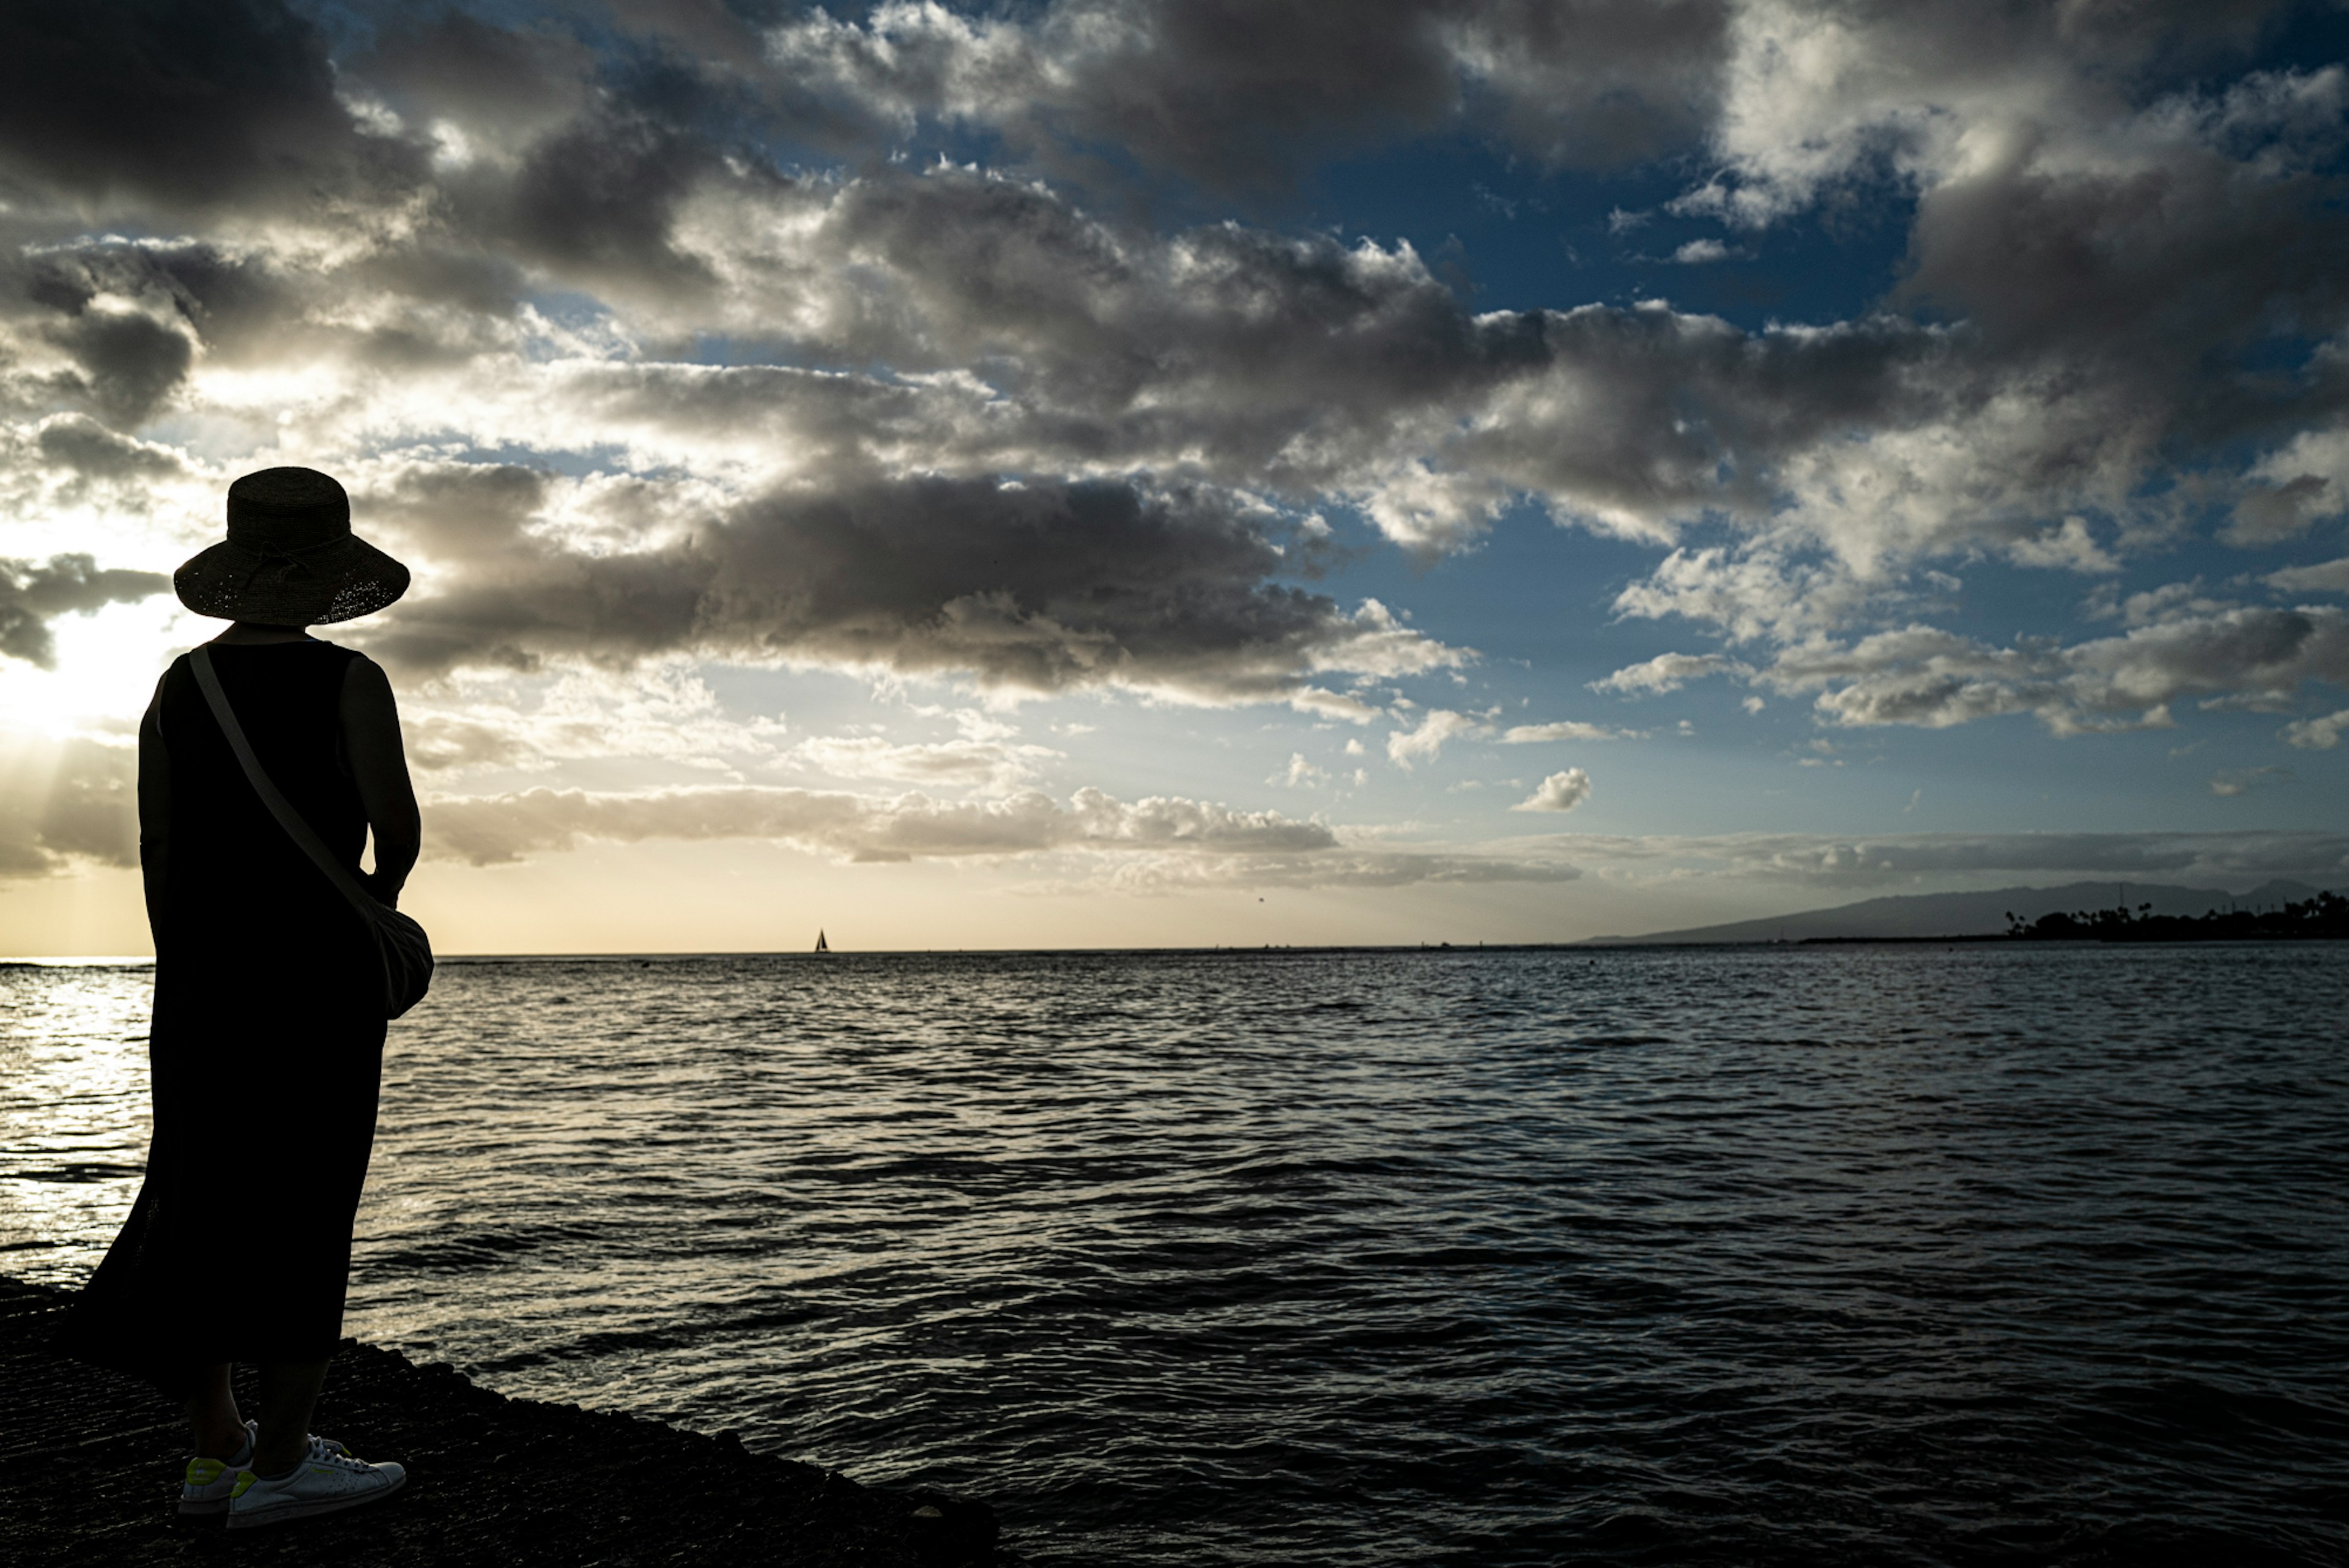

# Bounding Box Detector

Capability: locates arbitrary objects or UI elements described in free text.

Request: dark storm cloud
[345,8,791,299]
[497,110,729,291]
[37,310,195,428]
[757,0,1730,188]
[0,0,423,217]
[0,555,171,668]
[349,9,595,143]
[354,462,1453,699]
[31,416,190,486]
[1449,0,1728,166]
[1,233,521,399]
[7,240,295,376]
[1894,69,2349,437]
[602,0,773,70]
[23,242,295,352]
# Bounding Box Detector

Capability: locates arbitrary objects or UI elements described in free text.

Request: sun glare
[0,599,190,738]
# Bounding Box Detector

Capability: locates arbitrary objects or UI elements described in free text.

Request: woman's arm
[138,680,169,940]
[340,656,421,907]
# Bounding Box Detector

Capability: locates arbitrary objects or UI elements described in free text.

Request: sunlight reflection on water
[0,962,153,1279]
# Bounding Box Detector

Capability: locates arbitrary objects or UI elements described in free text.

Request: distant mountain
[1583,880,2327,945]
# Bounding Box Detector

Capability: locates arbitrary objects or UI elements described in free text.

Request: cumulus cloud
[1590,652,1737,695]
[1386,707,1477,767]
[1288,686,1385,724]
[2006,516,2119,574]
[1272,752,1326,787]
[1765,605,2349,733]
[2281,708,2349,750]
[1512,767,1591,812]
[2228,475,2334,546]
[1576,17,2349,670]
[346,462,1464,706]
[2241,428,2349,544]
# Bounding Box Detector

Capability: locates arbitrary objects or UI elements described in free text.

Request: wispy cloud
[1532,830,2349,888]
[1501,719,1639,743]
[420,778,1583,891]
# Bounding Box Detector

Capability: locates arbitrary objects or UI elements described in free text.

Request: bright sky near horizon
[2,0,2347,954]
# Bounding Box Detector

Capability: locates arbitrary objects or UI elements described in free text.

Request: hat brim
[174,532,411,625]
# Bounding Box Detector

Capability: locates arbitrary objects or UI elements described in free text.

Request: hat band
[225,532,357,609]
[228,529,352,560]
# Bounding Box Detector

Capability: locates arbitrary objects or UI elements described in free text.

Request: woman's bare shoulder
[338,652,399,708]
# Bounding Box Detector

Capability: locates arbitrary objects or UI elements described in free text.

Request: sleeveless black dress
[61,641,387,1389]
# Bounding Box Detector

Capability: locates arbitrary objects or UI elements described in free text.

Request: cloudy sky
[3,0,2347,953]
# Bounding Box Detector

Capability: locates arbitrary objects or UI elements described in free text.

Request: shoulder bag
[189,645,434,1019]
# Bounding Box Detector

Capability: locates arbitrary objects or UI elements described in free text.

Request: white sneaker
[179,1420,258,1515]
[226,1443,406,1529]
[181,1426,351,1516]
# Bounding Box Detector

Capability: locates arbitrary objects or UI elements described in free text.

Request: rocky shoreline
[1,1276,1026,1566]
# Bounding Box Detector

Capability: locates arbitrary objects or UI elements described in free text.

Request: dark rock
[0,1276,1034,1567]
[904,1492,1001,1567]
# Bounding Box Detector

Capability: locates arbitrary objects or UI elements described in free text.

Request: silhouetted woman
[61,467,418,1528]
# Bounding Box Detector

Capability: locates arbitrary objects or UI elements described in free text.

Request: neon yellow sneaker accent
[230,1471,259,1499]
[179,1419,259,1517]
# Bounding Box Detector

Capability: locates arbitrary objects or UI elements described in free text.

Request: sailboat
[814,929,830,953]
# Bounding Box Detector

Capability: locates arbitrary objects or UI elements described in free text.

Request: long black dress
[61,641,387,1391]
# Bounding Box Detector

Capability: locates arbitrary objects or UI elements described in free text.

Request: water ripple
[3,945,2344,1565]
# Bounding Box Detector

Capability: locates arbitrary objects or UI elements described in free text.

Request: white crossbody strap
[188,645,387,942]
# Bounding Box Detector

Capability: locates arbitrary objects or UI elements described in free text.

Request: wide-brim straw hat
[174,467,409,625]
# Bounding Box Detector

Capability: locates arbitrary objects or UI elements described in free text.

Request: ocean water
[3,944,2345,1566]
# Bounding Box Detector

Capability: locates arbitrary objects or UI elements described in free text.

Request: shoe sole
[179,1496,231,1517]
[225,1471,406,1530]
